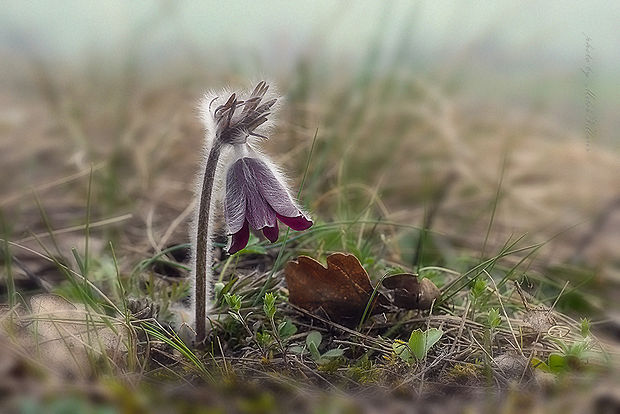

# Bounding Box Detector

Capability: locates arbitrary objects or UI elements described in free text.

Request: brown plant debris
[284,253,388,325]
[382,273,441,310]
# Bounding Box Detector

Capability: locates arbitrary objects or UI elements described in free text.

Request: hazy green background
[2,1,619,66]
[2,1,619,149]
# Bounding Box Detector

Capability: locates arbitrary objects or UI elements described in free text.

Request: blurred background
[2,0,619,290]
[1,1,620,412]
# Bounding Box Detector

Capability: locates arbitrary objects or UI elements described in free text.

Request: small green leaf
[278,320,297,339]
[306,331,322,348]
[408,329,426,360]
[425,328,443,349]
[548,353,568,373]
[392,340,412,363]
[289,345,305,355]
[531,357,551,373]
[565,339,590,359]
[256,331,272,347]
[306,331,323,361]
[224,293,242,312]
[263,292,276,319]
[408,328,443,360]
[487,308,501,329]
[470,278,487,298]
[308,342,321,361]
[322,348,344,358]
[580,318,591,338]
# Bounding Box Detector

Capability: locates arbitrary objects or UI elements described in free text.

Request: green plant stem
[195,140,223,343]
[269,316,288,364]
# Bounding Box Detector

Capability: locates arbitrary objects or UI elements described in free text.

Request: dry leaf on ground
[285,253,388,325]
[382,274,441,310]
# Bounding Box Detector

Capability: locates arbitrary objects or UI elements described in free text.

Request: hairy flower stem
[195,139,223,343]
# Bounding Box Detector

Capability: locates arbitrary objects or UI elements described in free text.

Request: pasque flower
[208,81,277,146]
[225,156,312,254]
[190,81,313,343]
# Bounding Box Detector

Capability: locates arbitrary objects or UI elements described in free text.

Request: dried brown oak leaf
[382,273,440,310]
[285,253,388,325]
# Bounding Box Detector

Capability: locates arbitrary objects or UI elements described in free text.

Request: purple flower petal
[244,185,277,230]
[225,157,313,251]
[245,158,299,218]
[225,162,247,234]
[229,220,250,254]
[262,222,279,243]
[276,213,313,231]
[231,159,276,230]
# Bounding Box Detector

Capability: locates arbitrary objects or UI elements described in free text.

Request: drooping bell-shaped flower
[191,81,313,342]
[225,156,313,254]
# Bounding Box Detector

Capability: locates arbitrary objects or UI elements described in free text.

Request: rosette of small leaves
[393,328,443,363]
[290,331,344,364]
